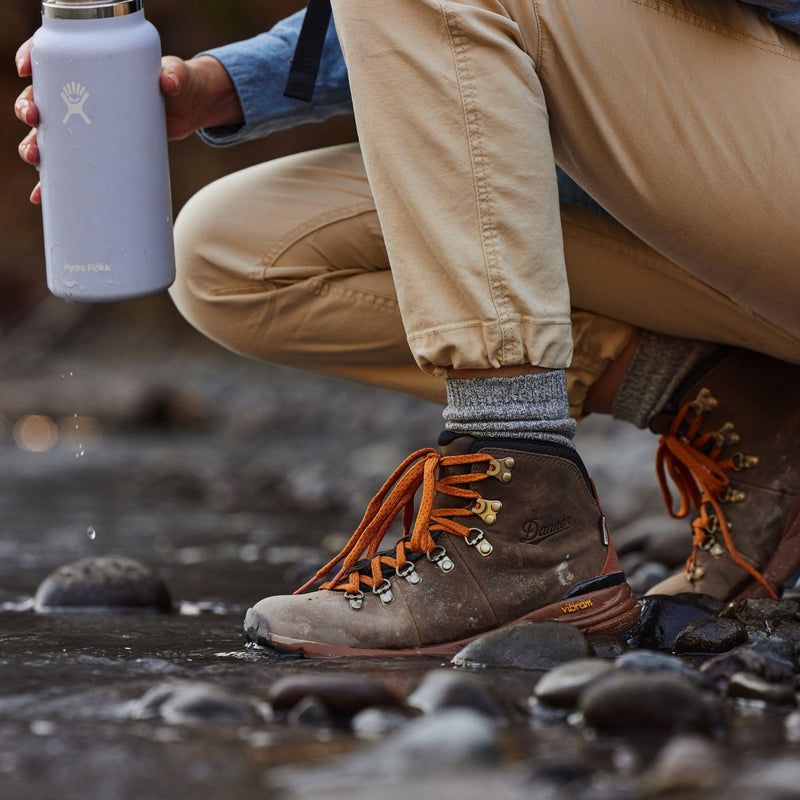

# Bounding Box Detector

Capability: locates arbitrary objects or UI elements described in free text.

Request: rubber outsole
[244,581,641,658]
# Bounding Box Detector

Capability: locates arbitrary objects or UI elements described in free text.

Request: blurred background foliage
[0,0,357,336]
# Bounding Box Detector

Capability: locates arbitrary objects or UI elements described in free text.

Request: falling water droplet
[87,527,96,541]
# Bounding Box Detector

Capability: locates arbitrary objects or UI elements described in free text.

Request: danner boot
[244,434,640,657]
[647,348,800,601]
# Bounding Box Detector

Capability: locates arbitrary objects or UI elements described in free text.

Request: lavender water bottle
[31,0,175,302]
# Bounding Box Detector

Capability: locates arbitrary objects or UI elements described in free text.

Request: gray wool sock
[443,370,577,449]
[611,331,719,428]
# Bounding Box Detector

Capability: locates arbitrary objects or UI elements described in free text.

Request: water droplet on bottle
[87,527,96,541]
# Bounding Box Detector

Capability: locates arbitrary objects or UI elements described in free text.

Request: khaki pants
[171,0,800,418]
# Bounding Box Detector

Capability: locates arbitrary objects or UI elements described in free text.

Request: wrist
[191,55,244,129]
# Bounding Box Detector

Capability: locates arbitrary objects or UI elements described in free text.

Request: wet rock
[637,734,726,796]
[587,634,629,658]
[725,598,800,632]
[616,649,706,685]
[286,695,333,727]
[673,617,748,655]
[34,556,171,612]
[451,621,590,671]
[701,640,797,690]
[627,562,670,596]
[631,593,723,651]
[268,674,400,717]
[768,619,800,650]
[726,672,797,706]
[352,708,498,773]
[131,682,258,724]
[734,757,800,797]
[532,659,616,709]
[351,708,411,739]
[407,669,505,719]
[579,672,718,736]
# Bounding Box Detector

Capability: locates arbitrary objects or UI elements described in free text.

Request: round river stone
[673,616,748,655]
[579,672,718,735]
[34,556,171,612]
[268,674,401,716]
[451,621,590,670]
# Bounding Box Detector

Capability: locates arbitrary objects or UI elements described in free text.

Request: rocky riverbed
[2,301,800,800]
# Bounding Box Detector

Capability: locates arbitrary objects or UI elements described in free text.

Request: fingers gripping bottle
[31,0,175,302]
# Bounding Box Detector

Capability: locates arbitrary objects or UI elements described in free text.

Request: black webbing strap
[284,0,332,102]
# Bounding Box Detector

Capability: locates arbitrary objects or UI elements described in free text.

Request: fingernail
[166,72,180,91]
[18,99,29,120]
[15,55,23,74]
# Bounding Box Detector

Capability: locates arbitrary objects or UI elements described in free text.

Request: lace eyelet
[372,579,394,605]
[427,545,455,573]
[396,562,422,585]
[344,589,365,610]
[466,527,493,556]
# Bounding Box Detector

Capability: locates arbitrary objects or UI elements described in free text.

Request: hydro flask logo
[61,82,92,126]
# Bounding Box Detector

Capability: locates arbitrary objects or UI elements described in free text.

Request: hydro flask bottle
[31,0,175,302]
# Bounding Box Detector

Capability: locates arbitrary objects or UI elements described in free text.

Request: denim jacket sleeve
[196,9,352,147]
[739,0,800,35]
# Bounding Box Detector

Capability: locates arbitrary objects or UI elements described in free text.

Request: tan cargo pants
[171,0,800,418]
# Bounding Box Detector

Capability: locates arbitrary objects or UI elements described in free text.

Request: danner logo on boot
[520,516,572,544]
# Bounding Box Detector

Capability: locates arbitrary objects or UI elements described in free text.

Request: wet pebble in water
[286,695,333,728]
[451,621,589,671]
[587,634,628,658]
[269,674,401,717]
[673,616,748,655]
[407,669,506,720]
[700,640,797,691]
[351,708,411,739]
[616,649,707,685]
[131,682,260,724]
[726,672,797,706]
[349,708,498,774]
[34,556,171,612]
[637,734,726,796]
[532,658,616,709]
[725,598,800,633]
[578,672,718,736]
[631,593,724,651]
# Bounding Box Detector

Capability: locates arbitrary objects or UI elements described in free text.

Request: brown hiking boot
[647,348,800,601]
[244,434,640,657]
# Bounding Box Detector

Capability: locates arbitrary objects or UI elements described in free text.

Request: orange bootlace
[655,392,774,598]
[294,447,494,598]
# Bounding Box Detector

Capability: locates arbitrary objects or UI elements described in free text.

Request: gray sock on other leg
[611,331,719,428]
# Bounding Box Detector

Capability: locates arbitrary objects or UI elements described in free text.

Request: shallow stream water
[2,326,799,800]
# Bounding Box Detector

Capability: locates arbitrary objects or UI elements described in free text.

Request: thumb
[160,55,189,96]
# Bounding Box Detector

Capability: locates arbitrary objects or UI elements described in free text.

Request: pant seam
[630,0,800,61]
[305,276,401,312]
[258,201,379,271]
[407,319,572,341]
[441,0,512,363]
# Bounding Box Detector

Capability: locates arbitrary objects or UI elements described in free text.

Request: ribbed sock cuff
[443,371,577,448]
[611,332,719,428]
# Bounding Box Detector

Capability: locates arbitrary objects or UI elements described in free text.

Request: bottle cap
[42,0,143,19]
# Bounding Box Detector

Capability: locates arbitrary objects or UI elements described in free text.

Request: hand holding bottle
[15,42,243,205]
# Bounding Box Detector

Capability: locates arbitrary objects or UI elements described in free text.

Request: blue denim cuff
[196,9,353,147]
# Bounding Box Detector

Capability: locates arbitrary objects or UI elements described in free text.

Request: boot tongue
[434,433,482,511]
